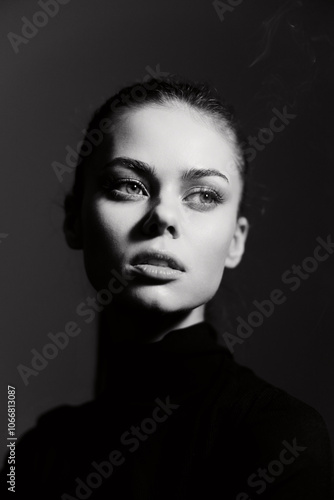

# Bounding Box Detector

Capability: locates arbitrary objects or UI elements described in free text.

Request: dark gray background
[1,0,333,466]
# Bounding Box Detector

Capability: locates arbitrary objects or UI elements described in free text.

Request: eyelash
[185,187,225,204]
[101,178,148,199]
[101,178,225,209]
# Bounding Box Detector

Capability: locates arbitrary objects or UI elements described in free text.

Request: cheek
[81,201,130,284]
[83,201,128,251]
[181,229,233,308]
[191,219,235,284]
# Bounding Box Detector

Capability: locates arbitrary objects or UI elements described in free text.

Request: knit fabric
[2,321,333,499]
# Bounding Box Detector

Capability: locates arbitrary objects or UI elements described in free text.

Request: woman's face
[79,104,248,315]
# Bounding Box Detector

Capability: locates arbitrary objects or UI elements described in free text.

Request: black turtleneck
[103,320,226,406]
[2,321,333,499]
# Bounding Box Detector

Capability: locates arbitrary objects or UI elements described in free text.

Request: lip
[131,250,185,271]
[129,250,185,281]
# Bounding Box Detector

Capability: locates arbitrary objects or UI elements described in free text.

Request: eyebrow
[181,167,229,183]
[103,156,229,183]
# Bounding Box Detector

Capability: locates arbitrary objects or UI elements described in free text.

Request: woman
[3,77,333,498]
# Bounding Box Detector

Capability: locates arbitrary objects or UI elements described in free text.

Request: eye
[101,177,149,200]
[184,188,225,211]
[118,180,146,195]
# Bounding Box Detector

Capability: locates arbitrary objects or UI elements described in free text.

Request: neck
[103,302,205,344]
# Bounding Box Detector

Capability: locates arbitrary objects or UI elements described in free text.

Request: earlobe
[63,194,83,249]
[225,216,249,269]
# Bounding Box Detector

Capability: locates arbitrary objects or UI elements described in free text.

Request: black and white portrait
[1,0,334,498]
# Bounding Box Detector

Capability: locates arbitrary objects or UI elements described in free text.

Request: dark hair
[68,76,251,217]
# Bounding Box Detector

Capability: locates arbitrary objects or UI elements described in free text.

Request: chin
[120,282,213,317]
[118,286,195,315]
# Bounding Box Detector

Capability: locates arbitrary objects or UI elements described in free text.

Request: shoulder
[212,350,330,436]
[209,356,334,496]
[2,400,96,472]
[15,399,98,452]
[0,401,100,498]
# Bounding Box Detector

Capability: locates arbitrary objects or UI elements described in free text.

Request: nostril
[168,226,177,238]
[141,207,179,238]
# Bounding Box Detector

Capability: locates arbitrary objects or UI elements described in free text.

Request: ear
[63,194,83,249]
[225,216,249,269]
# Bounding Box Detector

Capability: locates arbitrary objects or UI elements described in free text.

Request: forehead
[111,104,239,178]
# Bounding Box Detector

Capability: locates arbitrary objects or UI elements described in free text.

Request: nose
[141,195,180,239]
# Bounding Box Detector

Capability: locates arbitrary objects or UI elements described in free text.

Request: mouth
[129,251,185,281]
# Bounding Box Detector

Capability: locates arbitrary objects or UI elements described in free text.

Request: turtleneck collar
[98,321,231,407]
